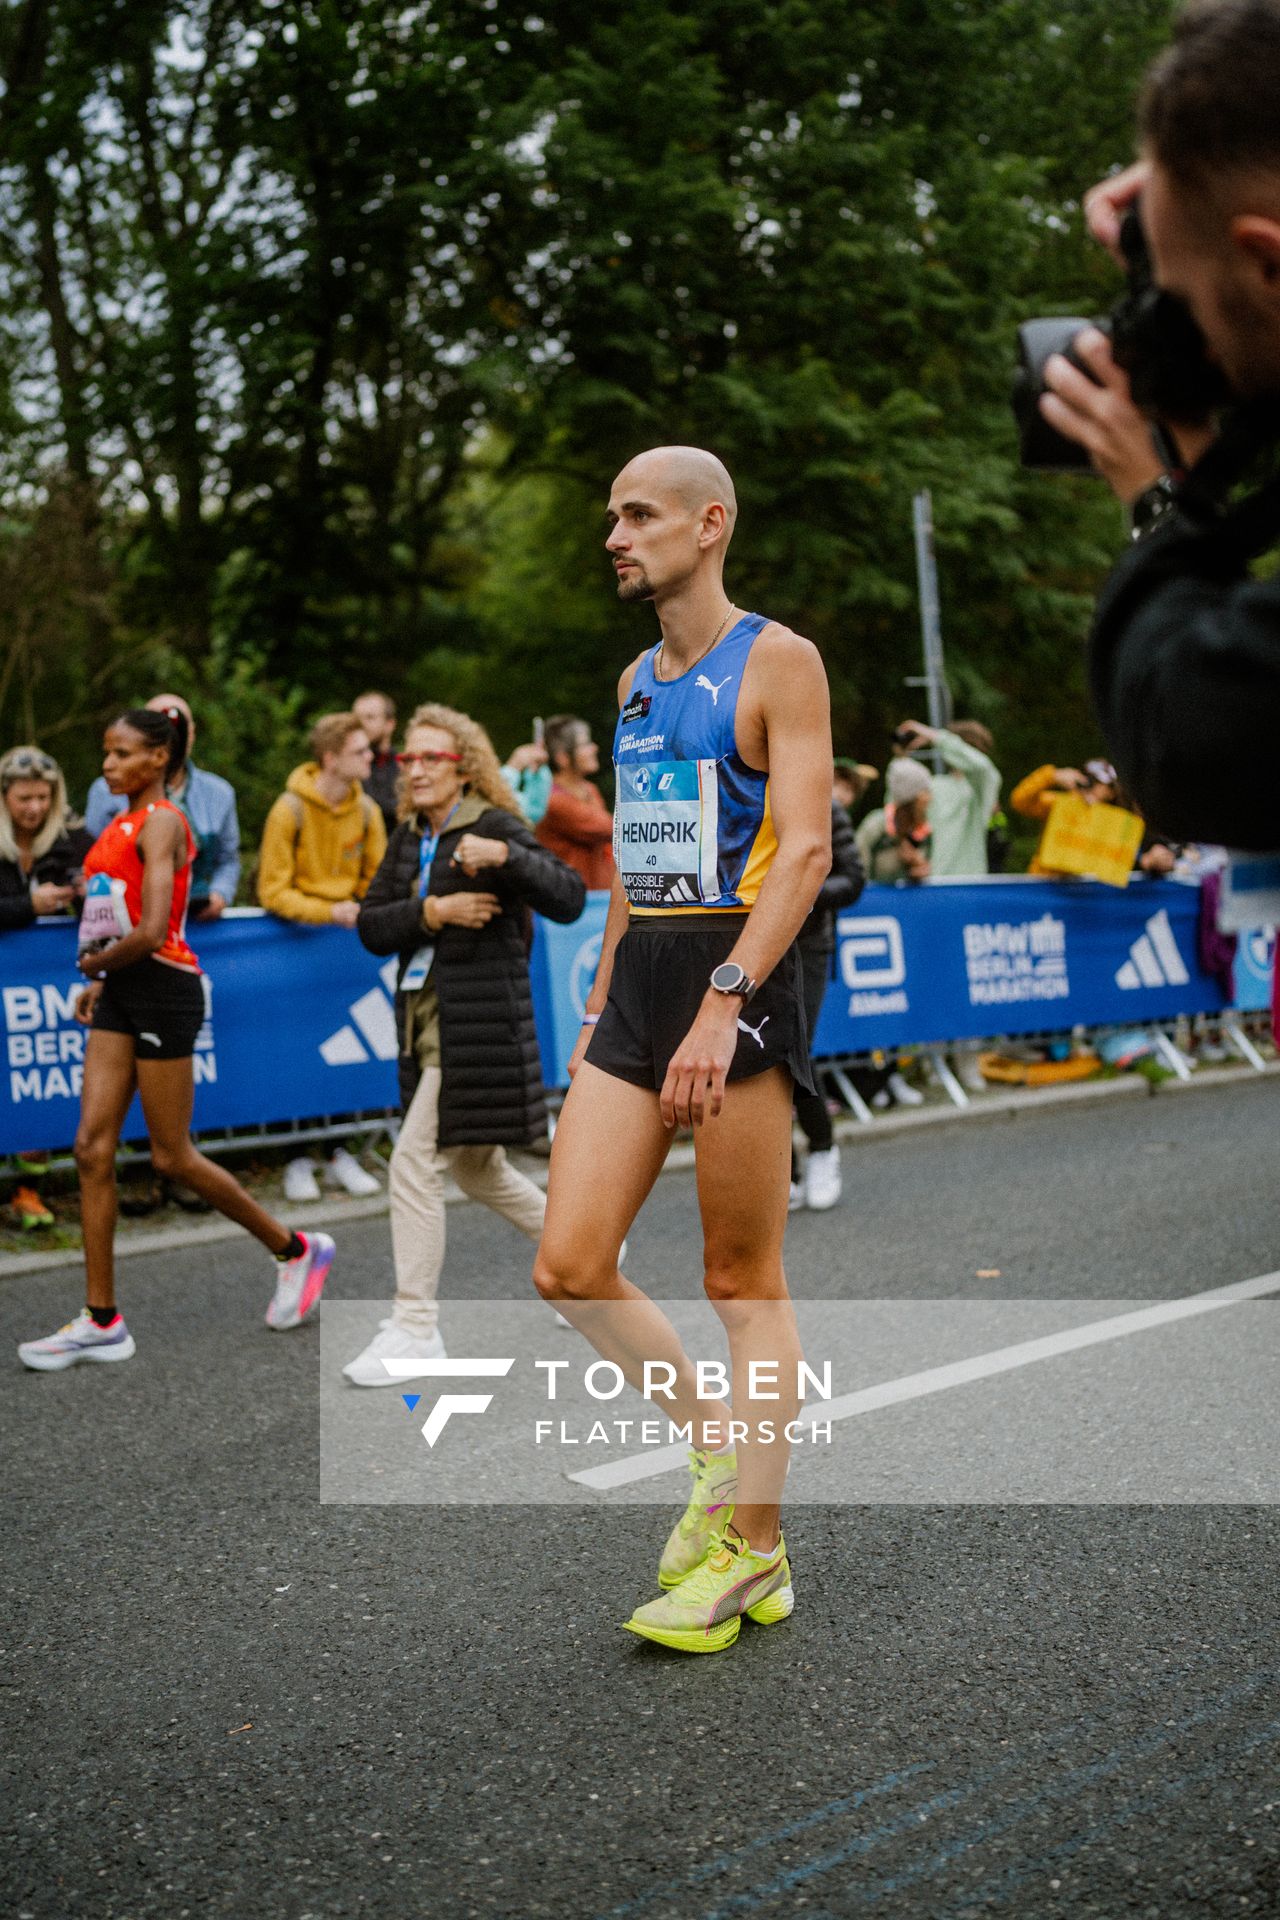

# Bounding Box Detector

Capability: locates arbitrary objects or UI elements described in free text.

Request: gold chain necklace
[654,603,737,683]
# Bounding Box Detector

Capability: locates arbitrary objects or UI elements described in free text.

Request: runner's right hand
[566,1023,595,1079]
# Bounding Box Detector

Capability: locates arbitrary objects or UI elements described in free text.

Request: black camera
[1013,207,1231,470]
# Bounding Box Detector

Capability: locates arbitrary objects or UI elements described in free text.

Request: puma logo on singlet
[696,673,731,706]
[737,1013,769,1049]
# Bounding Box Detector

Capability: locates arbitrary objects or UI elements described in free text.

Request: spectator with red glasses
[342,701,584,1385]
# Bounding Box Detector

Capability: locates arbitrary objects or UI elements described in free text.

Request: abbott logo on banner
[837,916,908,1016]
[1115,908,1190,991]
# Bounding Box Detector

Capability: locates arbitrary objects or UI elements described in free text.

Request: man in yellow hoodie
[257,712,389,1201]
[258,713,387,925]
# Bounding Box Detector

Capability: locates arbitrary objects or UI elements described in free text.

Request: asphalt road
[4,1077,1280,1919]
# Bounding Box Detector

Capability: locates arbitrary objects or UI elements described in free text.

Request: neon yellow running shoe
[625,1525,794,1654]
[658,1447,738,1588]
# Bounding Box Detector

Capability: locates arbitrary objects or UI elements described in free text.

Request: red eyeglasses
[396,750,462,767]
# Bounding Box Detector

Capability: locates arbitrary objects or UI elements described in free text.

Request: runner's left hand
[660,996,740,1128]
[74,982,103,1024]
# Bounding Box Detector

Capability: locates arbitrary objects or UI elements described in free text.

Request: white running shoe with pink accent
[19,1308,136,1371]
[266,1232,335,1331]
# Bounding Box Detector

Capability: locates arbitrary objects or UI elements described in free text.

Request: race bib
[614,758,721,907]
[77,873,133,951]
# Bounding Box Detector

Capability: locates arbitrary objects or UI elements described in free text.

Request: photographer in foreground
[1039,0,1280,851]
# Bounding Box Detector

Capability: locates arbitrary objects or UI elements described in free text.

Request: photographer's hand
[1040,329,1166,502]
[1083,161,1149,263]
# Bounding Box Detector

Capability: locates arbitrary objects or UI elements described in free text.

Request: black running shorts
[585,915,815,1095]
[91,958,209,1060]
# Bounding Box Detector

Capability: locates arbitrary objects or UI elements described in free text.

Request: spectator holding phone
[894,719,1001,876]
[0,745,94,1229]
[856,759,934,883]
[0,745,92,930]
[503,726,552,825]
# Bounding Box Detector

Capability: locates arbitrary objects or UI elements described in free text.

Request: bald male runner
[533,446,833,1653]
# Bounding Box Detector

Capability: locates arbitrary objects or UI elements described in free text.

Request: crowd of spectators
[0,686,1223,1229]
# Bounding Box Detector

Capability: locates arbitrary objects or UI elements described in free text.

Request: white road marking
[567,1270,1280,1490]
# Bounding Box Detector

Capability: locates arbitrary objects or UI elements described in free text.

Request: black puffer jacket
[357,799,586,1147]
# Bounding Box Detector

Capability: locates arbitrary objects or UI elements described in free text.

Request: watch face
[711,962,746,992]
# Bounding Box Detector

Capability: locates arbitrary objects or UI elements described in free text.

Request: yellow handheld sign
[1038,793,1144,889]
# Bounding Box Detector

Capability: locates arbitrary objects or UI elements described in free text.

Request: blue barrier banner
[813,878,1228,1055]
[1233,926,1277,1015]
[528,892,611,1088]
[0,882,1239,1154]
[0,917,400,1153]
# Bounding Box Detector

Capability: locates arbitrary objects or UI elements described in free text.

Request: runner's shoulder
[747,620,827,690]
[617,649,650,707]
[139,803,187,847]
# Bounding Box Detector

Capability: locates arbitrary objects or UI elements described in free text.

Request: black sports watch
[709,960,756,1004]
[1129,473,1178,542]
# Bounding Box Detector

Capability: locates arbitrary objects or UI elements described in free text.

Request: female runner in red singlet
[18,708,334,1371]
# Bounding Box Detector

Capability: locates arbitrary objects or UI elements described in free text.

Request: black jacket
[1089,436,1280,850]
[0,826,93,933]
[799,801,866,952]
[363,754,400,837]
[357,802,585,1147]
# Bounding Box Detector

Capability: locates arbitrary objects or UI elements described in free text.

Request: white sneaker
[887,1070,924,1108]
[326,1147,381,1198]
[956,1055,988,1095]
[343,1320,446,1386]
[871,1088,891,1111]
[266,1231,335,1330]
[789,1180,806,1212]
[283,1156,321,1203]
[19,1308,136,1371]
[804,1146,842,1211]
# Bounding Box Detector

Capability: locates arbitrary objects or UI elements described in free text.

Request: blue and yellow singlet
[612,612,777,913]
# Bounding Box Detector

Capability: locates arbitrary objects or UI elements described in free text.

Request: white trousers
[388,1067,546,1336]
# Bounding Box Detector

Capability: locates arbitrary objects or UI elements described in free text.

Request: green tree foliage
[0,0,1178,837]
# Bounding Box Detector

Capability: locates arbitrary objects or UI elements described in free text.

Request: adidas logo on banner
[319,961,400,1065]
[1115,908,1190,991]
